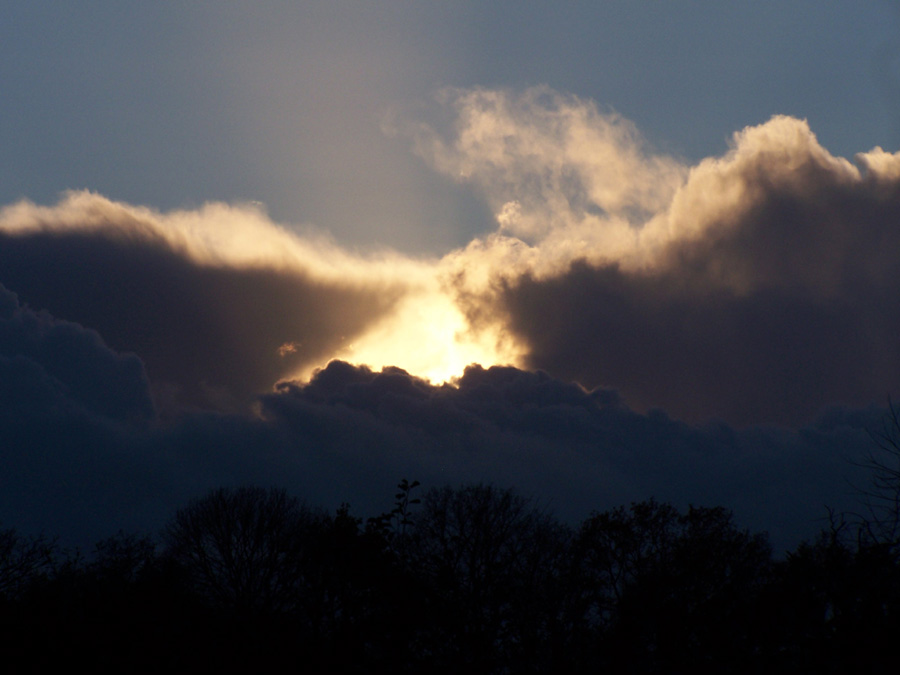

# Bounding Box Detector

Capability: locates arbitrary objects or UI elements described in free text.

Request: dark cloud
[0,283,153,422]
[0,303,878,554]
[2,106,897,556]
[500,260,897,426]
[0,251,879,552]
[485,119,900,426]
[0,283,322,543]
[260,361,876,551]
[0,282,158,537]
[0,227,402,413]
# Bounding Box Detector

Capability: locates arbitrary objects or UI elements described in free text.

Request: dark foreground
[2,481,899,674]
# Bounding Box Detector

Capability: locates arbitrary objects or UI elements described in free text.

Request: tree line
[4,408,900,673]
[1,475,899,674]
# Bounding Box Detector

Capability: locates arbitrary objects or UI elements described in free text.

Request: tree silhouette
[7,478,899,671]
[768,524,900,673]
[367,478,421,547]
[857,401,900,546]
[405,483,570,671]
[163,486,325,616]
[0,526,55,600]
[574,499,773,672]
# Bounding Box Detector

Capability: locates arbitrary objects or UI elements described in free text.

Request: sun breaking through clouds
[5,81,900,553]
[3,87,900,426]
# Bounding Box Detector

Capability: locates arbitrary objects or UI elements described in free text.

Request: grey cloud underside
[0,283,159,537]
[260,361,875,550]
[0,252,880,554]
[0,284,153,422]
[0,305,877,552]
[501,261,898,427]
[3,106,898,552]
[0,230,401,411]
[495,154,900,426]
[0,186,891,551]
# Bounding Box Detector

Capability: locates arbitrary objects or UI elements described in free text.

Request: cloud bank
[4,88,900,426]
[0,291,878,552]
[411,88,900,425]
[2,86,899,550]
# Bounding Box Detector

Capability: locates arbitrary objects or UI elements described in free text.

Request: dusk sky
[3,2,900,551]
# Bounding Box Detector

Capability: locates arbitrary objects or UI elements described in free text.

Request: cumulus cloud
[258,362,875,553]
[0,318,879,553]
[0,283,159,537]
[411,87,686,239]
[406,86,686,273]
[0,193,417,411]
[6,88,900,427]
[405,88,900,425]
[0,278,874,552]
[7,82,900,564]
[0,191,526,410]
[0,283,153,422]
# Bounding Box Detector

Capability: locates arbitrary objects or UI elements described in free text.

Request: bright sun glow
[332,287,520,384]
[292,281,522,385]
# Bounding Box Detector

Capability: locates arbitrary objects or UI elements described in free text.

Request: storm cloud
[1,285,872,551]
[0,283,152,423]
[499,119,900,425]
[0,290,879,553]
[0,192,408,412]
[2,86,899,552]
[411,90,900,425]
[6,96,899,426]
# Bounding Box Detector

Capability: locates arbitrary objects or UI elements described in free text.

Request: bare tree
[574,500,772,672]
[163,486,324,615]
[405,484,570,670]
[857,401,900,547]
[0,526,56,600]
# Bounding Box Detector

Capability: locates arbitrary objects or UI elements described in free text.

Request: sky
[3,2,900,551]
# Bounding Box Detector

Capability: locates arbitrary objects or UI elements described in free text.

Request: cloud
[5,89,900,427]
[0,283,874,553]
[407,86,686,265]
[0,315,879,553]
[407,89,900,425]
[0,283,160,538]
[4,86,900,550]
[0,192,419,411]
[0,191,526,409]
[0,283,153,422]
[256,361,877,552]
[6,88,900,427]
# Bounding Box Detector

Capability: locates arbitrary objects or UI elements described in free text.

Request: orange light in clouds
[329,286,521,384]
